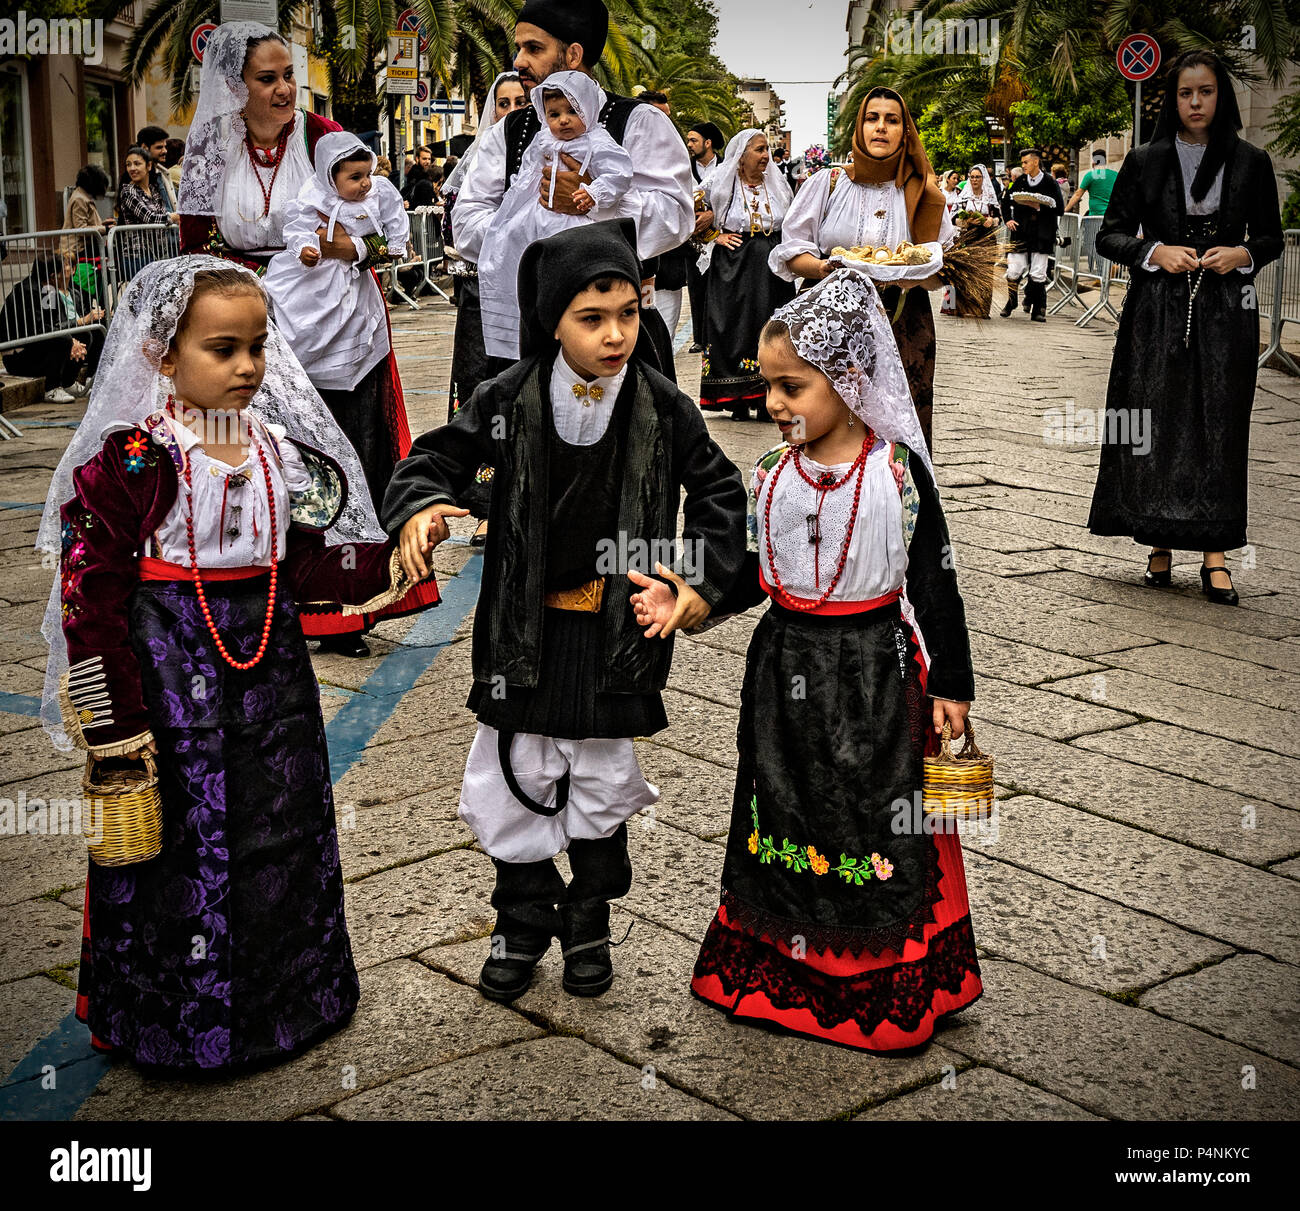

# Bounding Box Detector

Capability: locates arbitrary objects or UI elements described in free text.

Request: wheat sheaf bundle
[936,237,1003,308]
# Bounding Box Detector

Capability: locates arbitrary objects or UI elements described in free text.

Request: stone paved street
[2,287,1298,1122]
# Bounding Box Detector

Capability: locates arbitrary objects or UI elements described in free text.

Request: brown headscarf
[846,87,945,244]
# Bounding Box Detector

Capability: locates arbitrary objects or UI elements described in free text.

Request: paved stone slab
[1270,857,1300,880]
[666,638,747,709]
[1027,570,1300,639]
[0,731,83,787]
[331,1034,737,1121]
[968,632,1102,688]
[0,710,43,740]
[973,721,1298,863]
[964,850,1233,995]
[344,848,495,969]
[965,794,1300,963]
[1047,669,1292,751]
[972,673,1136,739]
[951,542,1060,578]
[624,819,724,943]
[1092,643,1300,712]
[634,740,734,838]
[76,958,541,1121]
[418,909,966,1120]
[1074,722,1300,811]
[0,895,80,983]
[0,976,72,1081]
[338,784,473,882]
[1062,603,1300,674]
[854,1064,1102,1121]
[0,827,89,908]
[1139,955,1300,1068]
[362,683,479,748]
[653,689,741,767]
[331,722,476,809]
[939,959,1300,1120]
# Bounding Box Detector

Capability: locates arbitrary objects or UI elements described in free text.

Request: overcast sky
[713,0,850,152]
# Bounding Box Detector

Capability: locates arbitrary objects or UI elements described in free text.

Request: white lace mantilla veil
[960,163,998,207]
[37,255,387,750]
[178,20,284,217]
[770,267,933,479]
[706,127,795,224]
[442,71,517,199]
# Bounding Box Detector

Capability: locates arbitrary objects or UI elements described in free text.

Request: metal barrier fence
[380,205,450,308]
[1074,242,1130,327]
[1257,228,1300,374]
[104,222,180,310]
[1047,213,1104,316]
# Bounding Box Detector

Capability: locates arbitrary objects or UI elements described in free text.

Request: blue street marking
[0,501,43,511]
[0,1016,112,1121]
[0,557,483,1119]
[325,555,482,782]
[673,298,693,353]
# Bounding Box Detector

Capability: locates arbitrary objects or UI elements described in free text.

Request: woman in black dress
[1087,50,1283,605]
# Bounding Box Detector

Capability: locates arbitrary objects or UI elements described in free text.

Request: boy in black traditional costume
[384,219,747,1002]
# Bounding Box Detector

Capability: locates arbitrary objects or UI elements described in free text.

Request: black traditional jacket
[383,354,748,694]
[1007,171,1064,255]
[1096,137,1283,271]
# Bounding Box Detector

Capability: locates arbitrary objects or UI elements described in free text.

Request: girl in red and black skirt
[635,267,983,1050]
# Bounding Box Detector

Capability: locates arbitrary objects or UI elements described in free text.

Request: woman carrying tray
[770,87,954,452]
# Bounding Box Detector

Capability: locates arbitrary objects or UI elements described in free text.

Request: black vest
[503,93,658,277]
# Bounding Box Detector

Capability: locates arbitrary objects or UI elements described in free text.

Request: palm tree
[640,52,748,141]
[104,0,664,122]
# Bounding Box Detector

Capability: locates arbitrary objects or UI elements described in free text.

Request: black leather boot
[479,926,553,1002]
[999,289,1018,318]
[479,857,565,1002]
[559,901,614,997]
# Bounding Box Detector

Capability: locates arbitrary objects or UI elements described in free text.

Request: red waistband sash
[138,556,269,582]
[759,569,902,616]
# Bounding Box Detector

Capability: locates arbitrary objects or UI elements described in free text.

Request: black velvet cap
[517,0,609,61]
[518,218,641,357]
[689,121,725,152]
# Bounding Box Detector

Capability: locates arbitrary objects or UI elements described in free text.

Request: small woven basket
[923,720,994,819]
[82,750,163,866]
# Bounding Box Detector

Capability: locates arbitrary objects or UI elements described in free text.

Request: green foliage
[916,104,998,172]
[1008,76,1131,161]
[642,0,752,138]
[1283,188,1300,228]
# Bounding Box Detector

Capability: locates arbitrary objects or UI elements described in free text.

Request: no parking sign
[1116,33,1161,143]
[191,22,217,62]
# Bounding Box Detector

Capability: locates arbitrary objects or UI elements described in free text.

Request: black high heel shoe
[1200,563,1239,606]
[1143,549,1172,588]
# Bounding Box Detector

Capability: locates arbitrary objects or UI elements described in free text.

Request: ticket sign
[386,31,418,95]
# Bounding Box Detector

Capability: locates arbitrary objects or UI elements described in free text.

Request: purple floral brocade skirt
[77,574,359,1072]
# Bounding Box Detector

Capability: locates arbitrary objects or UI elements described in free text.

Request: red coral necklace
[184,442,279,670]
[763,435,873,609]
[245,122,291,217]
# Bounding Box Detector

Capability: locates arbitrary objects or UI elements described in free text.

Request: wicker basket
[923,720,994,819]
[82,750,163,866]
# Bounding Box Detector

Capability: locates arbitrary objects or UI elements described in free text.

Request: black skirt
[466,604,667,740]
[317,358,394,519]
[719,599,942,958]
[701,232,794,409]
[1088,213,1257,551]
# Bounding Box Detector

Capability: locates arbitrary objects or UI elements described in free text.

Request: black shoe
[1031,304,1047,322]
[1200,563,1239,606]
[1143,549,1172,588]
[479,933,550,1003]
[561,936,614,997]
[316,633,370,658]
[999,292,1017,318]
[688,342,705,353]
[469,520,488,548]
[1022,293,1032,312]
[728,408,750,422]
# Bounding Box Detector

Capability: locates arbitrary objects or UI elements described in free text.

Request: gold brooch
[572,382,604,405]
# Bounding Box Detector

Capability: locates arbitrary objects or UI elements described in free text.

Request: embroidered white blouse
[770,171,957,281]
[148,414,312,566]
[756,438,909,601]
[217,110,316,253]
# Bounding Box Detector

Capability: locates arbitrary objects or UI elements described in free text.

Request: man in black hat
[385,220,746,1004]
[453,0,694,379]
[684,121,724,352]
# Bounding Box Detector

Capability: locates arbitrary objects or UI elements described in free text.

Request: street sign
[430,100,466,114]
[386,31,418,95]
[396,8,430,55]
[414,79,429,103]
[220,1,276,23]
[1116,33,1160,81]
[1116,34,1161,145]
[191,22,217,62]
